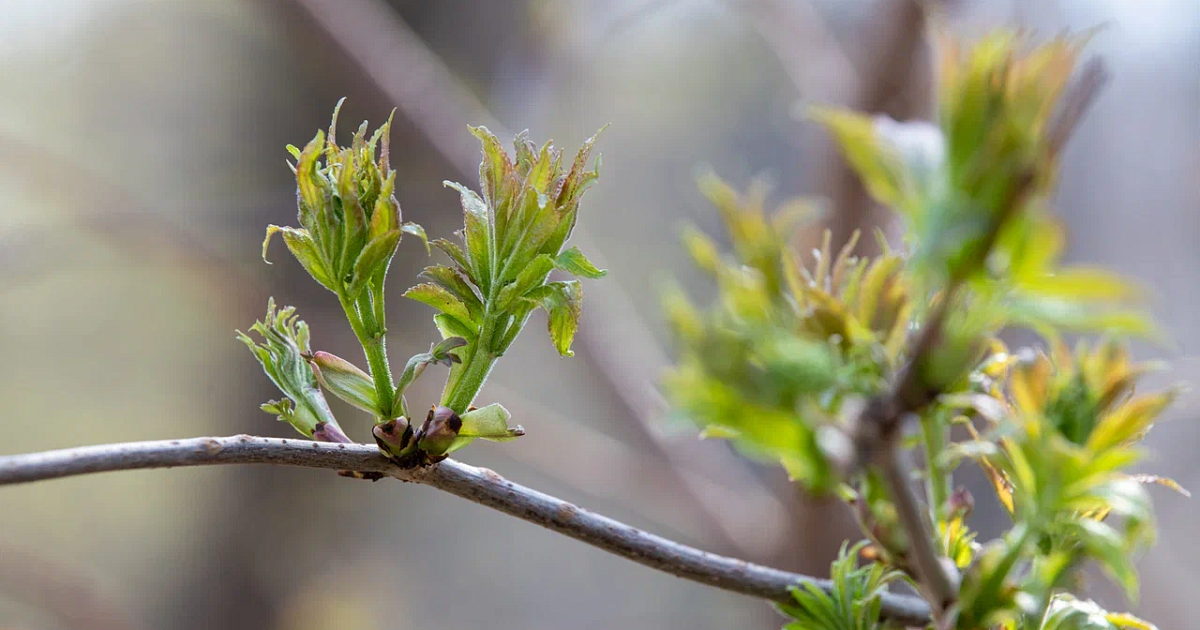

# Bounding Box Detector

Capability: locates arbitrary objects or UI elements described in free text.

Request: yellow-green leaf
[1086,392,1175,452]
[347,230,401,298]
[405,282,477,333]
[263,225,336,293]
[808,108,904,209]
[445,402,525,453]
[681,226,721,275]
[698,425,740,440]
[554,246,607,279]
[496,254,555,311]
[1017,267,1142,301]
[402,222,430,254]
[1106,611,1159,630]
[522,280,582,357]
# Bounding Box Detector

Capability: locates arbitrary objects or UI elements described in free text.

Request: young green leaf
[368,172,400,240]
[522,280,582,357]
[433,238,472,276]
[392,337,469,416]
[776,541,902,630]
[444,181,492,293]
[496,254,555,311]
[347,229,401,299]
[402,222,430,254]
[420,265,484,318]
[434,313,478,342]
[336,150,370,274]
[263,225,337,292]
[295,131,328,224]
[554,246,607,279]
[237,299,344,441]
[404,282,477,334]
[459,403,524,441]
[442,403,526,454]
[468,125,515,211]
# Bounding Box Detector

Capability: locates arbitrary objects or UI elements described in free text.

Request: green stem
[339,292,395,418]
[920,410,951,526]
[439,224,511,414]
[440,316,498,414]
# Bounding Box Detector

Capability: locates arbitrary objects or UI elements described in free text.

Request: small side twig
[880,448,957,614]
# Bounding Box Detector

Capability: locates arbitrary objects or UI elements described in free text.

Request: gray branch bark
[0,435,933,627]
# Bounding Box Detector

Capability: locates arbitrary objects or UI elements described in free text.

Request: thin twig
[487,381,789,547]
[0,435,933,628]
[880,448,956,615]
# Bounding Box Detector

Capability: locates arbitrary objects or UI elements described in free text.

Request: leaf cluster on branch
[244,100,606,467]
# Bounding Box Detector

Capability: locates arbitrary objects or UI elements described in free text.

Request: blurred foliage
[662,30,1181,630]
[1036,595,1158,630]
[948,339,1185,629]
[662,176,907,491]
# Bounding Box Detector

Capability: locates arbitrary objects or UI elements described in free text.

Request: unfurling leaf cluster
[241,102,603,465]
[420,126,607,419]
[237,298,348,444]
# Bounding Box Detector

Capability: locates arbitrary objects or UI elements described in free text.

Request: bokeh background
[2,0,1199,628]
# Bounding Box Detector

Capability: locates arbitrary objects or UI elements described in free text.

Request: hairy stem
[339,292,395,417]
[440,316,498,414]
[0,435,933,627]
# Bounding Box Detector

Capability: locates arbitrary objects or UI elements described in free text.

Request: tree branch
[0,435,933,627]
